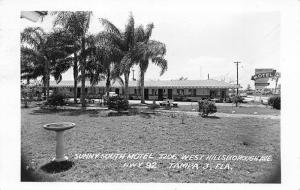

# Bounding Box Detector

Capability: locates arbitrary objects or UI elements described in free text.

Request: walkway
[155,109,280,120]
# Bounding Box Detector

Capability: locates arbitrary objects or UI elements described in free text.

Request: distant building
[50,79,238,102]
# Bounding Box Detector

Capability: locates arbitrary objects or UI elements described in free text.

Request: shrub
[198,100,217,117]
[107,95,129,111]
[149,100,160,110]
[268,96,281,110]
[46,92,66,107]
[231,95,244,104]
[57,89,73,98]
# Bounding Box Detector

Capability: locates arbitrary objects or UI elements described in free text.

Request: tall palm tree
[99,13,141,101]
[21,27,49,99]
[135,24,167,103]
[21,27,73,100]
[92,32,124,97]
[53,11,92,107]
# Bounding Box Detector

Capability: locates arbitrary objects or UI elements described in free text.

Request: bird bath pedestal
[43,122,75,162]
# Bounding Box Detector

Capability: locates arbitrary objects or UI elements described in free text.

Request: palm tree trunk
[124,71,130,101]
[73,53,78,103]
[45,60,50,101]
[42,77,46,99]
[80,38,86,108]
[106,68,110,97]
[140,71,145,104]
[46,74,50,100]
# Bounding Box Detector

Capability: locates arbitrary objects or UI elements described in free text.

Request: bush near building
[107,95,129,111]
[46,92,66,107]
[231,95,245,104]
[268,96,281,110]
[198,100,217,117]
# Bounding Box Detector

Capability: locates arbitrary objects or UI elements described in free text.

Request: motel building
[49,79,237,102]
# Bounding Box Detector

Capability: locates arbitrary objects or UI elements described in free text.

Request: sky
[20,3,281,89]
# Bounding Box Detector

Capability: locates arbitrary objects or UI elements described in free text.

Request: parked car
[103,92,118,104]
[240,93,247,97]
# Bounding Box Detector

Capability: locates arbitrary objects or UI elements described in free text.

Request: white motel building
[50,79,237,102]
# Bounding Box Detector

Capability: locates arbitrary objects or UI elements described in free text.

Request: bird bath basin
[43,122,75,162]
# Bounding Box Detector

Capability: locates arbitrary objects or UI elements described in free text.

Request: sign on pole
[251,68,277,102]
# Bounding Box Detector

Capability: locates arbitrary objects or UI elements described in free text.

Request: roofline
[48,79,238,89]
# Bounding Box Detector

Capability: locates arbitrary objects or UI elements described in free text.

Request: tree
[246,84,252,91]
[53,11,92,107]
[134,23,167,103]
[21,27,73,100]
[99,13,141,101]
[90,32,124,97]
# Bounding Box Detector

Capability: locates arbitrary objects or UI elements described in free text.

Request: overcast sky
[20,3,281,89]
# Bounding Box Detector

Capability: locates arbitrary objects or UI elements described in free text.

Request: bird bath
[43,122,75,162]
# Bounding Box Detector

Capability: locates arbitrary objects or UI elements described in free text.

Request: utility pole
[234,61,240,107]
[132,69,136,81]
[234,61,240,96]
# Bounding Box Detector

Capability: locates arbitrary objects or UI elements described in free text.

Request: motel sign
[251,68,276,90]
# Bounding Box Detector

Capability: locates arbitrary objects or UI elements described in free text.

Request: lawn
[21,107,280,183]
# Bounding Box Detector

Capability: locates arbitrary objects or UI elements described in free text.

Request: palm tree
[92,32,124,97]
[134,24,167,103]
[99,13,141,101]
[21,27,73,100]
[53,11,92,107]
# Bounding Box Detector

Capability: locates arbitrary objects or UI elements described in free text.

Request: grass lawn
[21,107,280,183]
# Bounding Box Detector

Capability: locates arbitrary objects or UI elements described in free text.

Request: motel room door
[210,90,216,98]
[221,90,226,100]
[144,89,149,100]
[77,88,81,98]
[167,89,173,99]
[158,89,163,100]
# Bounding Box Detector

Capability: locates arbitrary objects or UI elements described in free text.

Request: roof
[50,79,238,89]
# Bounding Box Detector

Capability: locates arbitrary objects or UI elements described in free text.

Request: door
[221,90,226,101]
[144,89,149,100]
[158,89,163,100]
[115,88,119,95]
[210,90,216,98]
[167,89,173,99]
[77,88,81,98]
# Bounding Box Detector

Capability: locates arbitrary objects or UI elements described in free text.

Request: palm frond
[144,23,154,42]
[124,13,135,50]
[21,27,45,49]
[99,18,122,36]
[152,57,168,76]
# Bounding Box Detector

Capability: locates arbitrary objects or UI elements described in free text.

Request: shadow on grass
[40,160,75,173]
[203,115,220,119]
[30,107,158,118]
[30,108,62,115]
[30,108,102,117]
